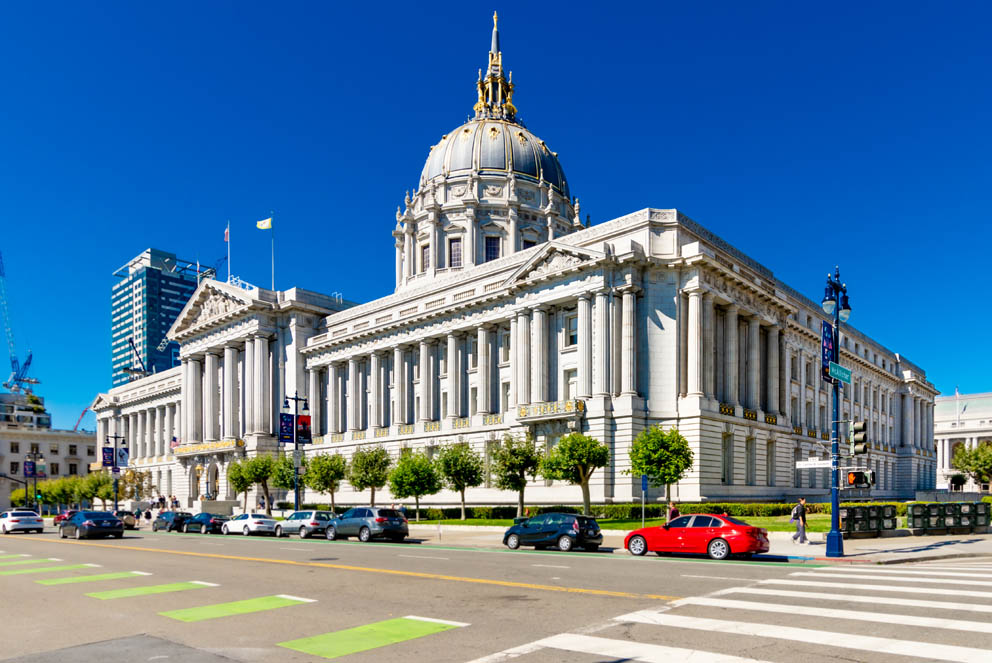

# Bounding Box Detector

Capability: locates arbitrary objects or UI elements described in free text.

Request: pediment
[90,393,114,411]
[167,279,266,340]
[502,241,606,287]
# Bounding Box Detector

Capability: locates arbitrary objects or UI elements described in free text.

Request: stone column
[724,305,738,406]
[478,326,492,413]
[404,229,414,279]
[136,409,145,459]
[393,347,405,425]
[531,308,548,403]
[158,405,168,455]
[593,291,609,396]
[902,393,913,447]
[190,357,203,442]
[419,341,431,421]
[243,337,255,437]
[702,293,715,399]
[149,407,159,458]
[165,404,175,451]
[508,208,519,255]
[204,352,220,442]
[686,290,703,397]
[798,350,806,427]
[577,294,592,398]
[253,337,270,435]
[308,368,322,435]
[620,288,637,395]
[766,325,780,416]
[509,315,518,406]
[447,334,461,418]
[180,359,189,445]
[347,358,359,430]
[369,353,381,428]
[778,339,788,417]
[516,310,531,405]
[223,346,239,439]
[326,364,339,433]
[173,403,180,446]
[747,317,760,410]
[394,235,403,288]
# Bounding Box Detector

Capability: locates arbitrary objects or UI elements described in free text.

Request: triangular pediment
[167,279,268,340]
[90,393,114,411]
[502,241,606,287]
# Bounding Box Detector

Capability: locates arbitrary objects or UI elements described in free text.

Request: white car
[222,513,277,536]
[0,510,44,534]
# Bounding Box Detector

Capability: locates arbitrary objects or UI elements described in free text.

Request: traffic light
[850,421,868,455]
[847,470,875,487]
[35,493,42,501]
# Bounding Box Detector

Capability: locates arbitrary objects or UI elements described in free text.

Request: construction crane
[73,407,91,432]
[123,336,150,380]
[0,251,40,394]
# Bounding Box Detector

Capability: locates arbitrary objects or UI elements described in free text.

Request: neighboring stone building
[0,393,96,510]
[934,391,992,492]
[91,18,937,509]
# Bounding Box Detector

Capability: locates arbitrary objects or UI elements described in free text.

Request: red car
[624,513,769,560]
[54,509,79,525]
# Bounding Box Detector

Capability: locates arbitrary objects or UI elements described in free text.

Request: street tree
[952,442,992,487]
[272,454,303,492]
[48,478,75,511]
[437,442,484,520]
[10,487,26,507]
[241,455,277,515]
[388,451,442,521]
[227,461,253,512]
[628,425,694,501]
[304,453,347,512]
[540,432,610,516]
[348,445,391,506]
[492,433,543,517]
[85,473,114,510]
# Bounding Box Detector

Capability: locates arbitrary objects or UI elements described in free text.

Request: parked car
[53,509,78,525]
[503,512,603,552]
[275,510,336,538]
[59,511,123,539]
[113,510,138,529]
[325,507,408,542]
[222,513,277,536]
[0,510,45,534]
[151,511,193,532]
[183,512,230,534]
[624,514,770,560]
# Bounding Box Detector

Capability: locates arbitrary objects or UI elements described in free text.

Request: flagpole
[227,220,231,282]
[270,210,275,291]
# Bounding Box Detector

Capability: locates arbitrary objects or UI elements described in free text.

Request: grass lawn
[415,513,833,532]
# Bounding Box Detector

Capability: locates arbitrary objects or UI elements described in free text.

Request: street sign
[279,413,294,444]
[820,321,834,382]
[828,361,851,384]
[795,459,833,469]
[641,474,648,492]
[102,447,114,467]
[293,449,303,468]
[116,447,129,468]
[112,467,120,476]
[23,460,35,477]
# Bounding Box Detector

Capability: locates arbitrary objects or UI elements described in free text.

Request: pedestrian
[667,501,680,522]
[791,497,808,544]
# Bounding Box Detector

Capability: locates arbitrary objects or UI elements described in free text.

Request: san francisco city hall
[91,19,938,510]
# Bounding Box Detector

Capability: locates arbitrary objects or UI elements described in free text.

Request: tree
[952,442,992,488]
[388,451,442,521]
[227,461,253,512]
[437,442,484,520]
[540,432,610,516]
[272,454,301,492]
[628,425,694,502]
[10,487,25,507]
[348,445,391,506]
[48,477,75,511]
[492,433,543,517]
[84,473,114,510]
[304,453,347,512]
[241,455,277,515]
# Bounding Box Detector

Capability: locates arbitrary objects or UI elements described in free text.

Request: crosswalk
[468,559,992,663]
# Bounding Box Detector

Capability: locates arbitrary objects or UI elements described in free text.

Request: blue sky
[1,2,990,430]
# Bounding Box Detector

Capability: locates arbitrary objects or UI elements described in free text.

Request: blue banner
[102,447,114,467]
[23,460,35,478]
[821,321,834,382]
[279,412,295,444]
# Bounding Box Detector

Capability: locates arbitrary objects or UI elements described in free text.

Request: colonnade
[97,400,180,461]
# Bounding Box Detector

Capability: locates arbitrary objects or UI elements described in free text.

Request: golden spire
[474,12,516,122]
[493,11,498,28]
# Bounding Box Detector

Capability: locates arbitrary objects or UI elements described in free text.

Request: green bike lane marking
[0,563,96,576]
[37,571,152,586]
[0,557,60,567]
[88,580,218,600]
[160,594,315,622]
[0,554,30,560]
[278,615,467,659]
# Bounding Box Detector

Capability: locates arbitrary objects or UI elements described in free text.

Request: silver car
[275,510,336,539]
[0,510,44,534]
[325,507,408,542]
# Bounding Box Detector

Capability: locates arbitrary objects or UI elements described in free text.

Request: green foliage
[348,445,391,506]
[437,442,484,520]
[492,433,543,517]
[10,487,26,506]
[84,473,114,509]
[388,451,442,521]
[628,426,693,501]
[540,432,610,515]
[304,453,347,512]
[952,442,992,486]
[272,454,300,491]
[227,461,253,512]
[949,473,967,488]
[241,455,277,515]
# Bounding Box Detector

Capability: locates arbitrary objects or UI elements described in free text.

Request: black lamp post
[24,450,43,512]
[106,434,127,512]
[821,266,852,558]
[283,391,309,511]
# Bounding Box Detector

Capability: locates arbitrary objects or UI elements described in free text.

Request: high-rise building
[111,249,199,387]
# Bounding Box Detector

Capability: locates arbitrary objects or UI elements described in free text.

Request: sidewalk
[407,523,992,564]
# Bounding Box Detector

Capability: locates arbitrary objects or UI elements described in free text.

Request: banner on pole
[102,447,114,467]
[279,413,294,444]
[821,321,834,382]
[296,415,312,444]
[23,460,35,478]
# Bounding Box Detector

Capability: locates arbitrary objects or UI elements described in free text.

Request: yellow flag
[256,217,272,230]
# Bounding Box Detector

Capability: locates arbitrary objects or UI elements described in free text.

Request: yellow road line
[21,538,678,601]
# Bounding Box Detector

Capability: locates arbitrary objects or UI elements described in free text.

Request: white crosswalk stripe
[714,585,992,613]
[790,570,992,587]
[763,577,992,599]
[810,566,992,579]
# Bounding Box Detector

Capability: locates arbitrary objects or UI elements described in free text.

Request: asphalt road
[2,529,991,662]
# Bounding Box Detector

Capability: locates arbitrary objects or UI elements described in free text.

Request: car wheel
[74,528,82,540]
[358,527,371,542]
[182,523,189,533]
[152,522,158,532]
[274,525,283,538]
[114,532,124,539]
[707,538,730,561]
[222,525,229,535]
[59,527,66,539]
[243,526,250,536]
[1,524,7,535]
[627,535,648,556]
[325,525,337,541]
[202,525,210,535]
[557,535,574,552]
[585,545,600,553]
[299,527,309,539]
[505,533,520,550]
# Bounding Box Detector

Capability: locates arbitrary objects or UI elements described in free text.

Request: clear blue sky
[1,2,989,430]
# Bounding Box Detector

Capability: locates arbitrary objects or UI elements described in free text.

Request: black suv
[503,512,603,552]
[152,511,193,532]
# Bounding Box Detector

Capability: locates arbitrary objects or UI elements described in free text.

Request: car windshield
[377,509,402,518]
[721,516,750,526]
[577,516,597,527]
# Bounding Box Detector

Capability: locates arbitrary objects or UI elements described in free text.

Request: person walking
[667,502,680,522]
[791,497,808,544]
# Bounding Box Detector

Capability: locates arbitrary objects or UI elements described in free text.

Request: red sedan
[624,513,769,560]
[54,509,78,525]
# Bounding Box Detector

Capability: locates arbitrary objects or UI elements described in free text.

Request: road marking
[813,567,992,579]
[0,564,91,576]
[715,586,992,614]
[614,611,992,663]
[87,580,218,600]
[276,594,317,603]
[280,547,308,551]
[24,539,679,601]
[0,554,30,559]
[762,578,992,599]
[674,597,992,634]
[0,557,58,567]
[161,594,313,622]
[531,564,569,569]
[792,571,992,587]
[522,633,773,663]
[681,574,745,581]
[278,615,466,659]
[36,571,151,586]
[399,554,450,560]
[463,642,545,662]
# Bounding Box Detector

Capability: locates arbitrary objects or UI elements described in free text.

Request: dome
[420,119,570,201]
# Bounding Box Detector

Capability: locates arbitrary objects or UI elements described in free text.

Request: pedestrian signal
[847,470,874,487]
[850,421,869,455]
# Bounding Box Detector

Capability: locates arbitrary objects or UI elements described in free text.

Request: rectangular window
[441,392,448,419]
[745,438,756,486]
[470,387,478,415]
[421,244,430,272]
[49,444,59,454]
[721,435,734,485]
[500,333,510,363]
[484,236,500,262]
[523,239,536,249]
[10,442,19,454]
[10,462,19,475]
[564,369,577,400]
[794,448,802,488]
[30,443,39,454]
[564,314,578,347]
[470,340,478,368]
[87,446,95,456]
[50,462,60,476]
[68,445,77,456]
[68,463,78,475]
[448,238,462,269]
[501,383,510,412]
[766,441,775,487]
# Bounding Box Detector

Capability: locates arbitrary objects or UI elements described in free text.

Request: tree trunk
[517,487,525,518]
[580,480,591,516]
[415,495,420,522]
[459,488,466,520]
[330,490,336,513]
[666,482,671,502]
[370,486,376,507]
[242,491,247,514]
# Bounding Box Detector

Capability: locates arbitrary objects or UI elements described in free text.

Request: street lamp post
[283,391,309,511]
[821,266,852,559]
[25,450,42,512]
[106,433,127,512]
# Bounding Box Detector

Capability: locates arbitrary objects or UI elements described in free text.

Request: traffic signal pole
[106,433,126,512]
[822,267,849,559]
